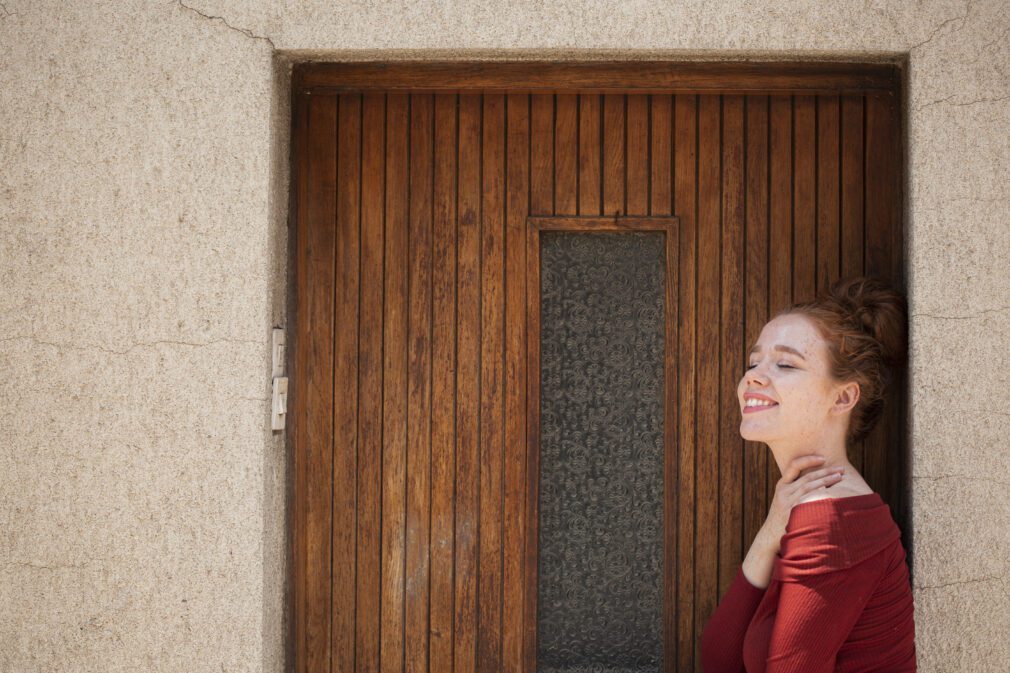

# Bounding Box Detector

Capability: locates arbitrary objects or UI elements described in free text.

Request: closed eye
[746,363,794,370]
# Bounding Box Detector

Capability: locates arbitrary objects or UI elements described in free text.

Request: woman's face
[737,313,856,446]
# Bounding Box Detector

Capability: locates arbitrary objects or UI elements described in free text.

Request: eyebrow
[748,344,807,361]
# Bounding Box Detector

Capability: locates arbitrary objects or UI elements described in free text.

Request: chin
[739,421,771,444]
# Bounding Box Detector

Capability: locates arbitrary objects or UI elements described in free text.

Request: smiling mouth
[742,402,778,414]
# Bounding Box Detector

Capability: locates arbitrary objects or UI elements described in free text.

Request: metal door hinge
[271,327,288,431]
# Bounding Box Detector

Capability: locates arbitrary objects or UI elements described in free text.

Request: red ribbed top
[699,492,917,673]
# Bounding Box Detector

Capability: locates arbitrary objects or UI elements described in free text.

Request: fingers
[782,454,826,483]
[804,466,844,480]
[798,467,845,493]
[805,473,844,492]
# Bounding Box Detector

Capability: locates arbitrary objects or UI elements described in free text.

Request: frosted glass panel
[538,231,666,673]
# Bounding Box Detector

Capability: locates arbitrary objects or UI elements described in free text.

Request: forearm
[700,564,767,673]
[741,526,780,590]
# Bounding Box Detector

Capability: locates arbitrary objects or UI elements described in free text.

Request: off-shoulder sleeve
[700,565,767,673]
[762,495,901,671]
[764,551,886,673]
[773,498,900,583]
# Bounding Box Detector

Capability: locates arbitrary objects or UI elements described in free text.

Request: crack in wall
[174,0,275,50]
[908,0,974,53]
[910,306,1010,321]
[0,334,261,356]
[912,474,1010,489]
[915,574,1005,591]
[5,560,107,572]
[915,92,1010,111]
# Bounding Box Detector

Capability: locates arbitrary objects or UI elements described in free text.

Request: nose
[744,365,768,387]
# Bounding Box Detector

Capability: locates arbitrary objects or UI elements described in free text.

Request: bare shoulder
[796,481,875,505]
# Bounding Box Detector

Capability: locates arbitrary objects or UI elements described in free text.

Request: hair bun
[827,275,908,370]
[783,275,909,448]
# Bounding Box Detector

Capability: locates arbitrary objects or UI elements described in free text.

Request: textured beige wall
[1,1,1006,671]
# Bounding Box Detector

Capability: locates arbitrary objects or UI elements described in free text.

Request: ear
[832,381,860,415]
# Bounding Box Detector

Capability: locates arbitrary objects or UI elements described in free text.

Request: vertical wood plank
[840,95,864,281]
[531,94,555,216]
[405,92,433,673]
[381,92,408,673]
[454,93,481,673]
[767,95,792,491]
[603,93,625,215]
[816,95,841,294]
[865,93,895,284]
[503,92,530,673]
[718,94,745,598]
[862,92,897,494]
[554,94,576,216]
[743,96,771,540]
[627,94,649,215]
[888,90,905,288]
[522,223,541,673]
[525,92,555,672]
[839,94,865,476]
[430,92,458,673]
[650,95,672,216]
[665,238,681,671]
[887,87,909,560]
[358,91,385,673]
[695,93,721,669]
[650,93,675,669]
[291,90,308,673]
[478,92,505,673]
[297,92,336,673]
[334,92,361,673]
[673,94,697,673]
[793,95,816,303]
[578,94,601,215]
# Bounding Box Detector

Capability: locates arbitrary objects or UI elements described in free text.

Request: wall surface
[1,1,1007,672]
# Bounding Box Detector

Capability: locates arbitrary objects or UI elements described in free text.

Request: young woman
[699,276,917,673]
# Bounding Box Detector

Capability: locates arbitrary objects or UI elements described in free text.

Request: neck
[766,423,853,476]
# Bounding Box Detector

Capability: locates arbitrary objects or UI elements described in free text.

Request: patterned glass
[537,231,666,673]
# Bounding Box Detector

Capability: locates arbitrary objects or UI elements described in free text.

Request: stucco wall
[1,1,1007,671]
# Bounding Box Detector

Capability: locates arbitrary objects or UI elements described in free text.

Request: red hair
[776,276,908,449]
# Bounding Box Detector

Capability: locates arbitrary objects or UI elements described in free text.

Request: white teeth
[745,398,777,407]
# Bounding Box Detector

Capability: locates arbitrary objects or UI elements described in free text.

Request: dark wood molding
[295,60,900,95]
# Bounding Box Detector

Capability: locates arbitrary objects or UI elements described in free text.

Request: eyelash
[746,363,794,370]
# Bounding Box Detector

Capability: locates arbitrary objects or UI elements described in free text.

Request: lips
[742,401,778,414]
[742,393,779,414]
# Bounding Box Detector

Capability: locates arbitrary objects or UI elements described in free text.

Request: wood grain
[290,65,905,671]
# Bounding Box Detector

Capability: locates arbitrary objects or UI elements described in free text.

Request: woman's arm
[699,532,776,673]
[700,566,766,673]
[741,524,782,589]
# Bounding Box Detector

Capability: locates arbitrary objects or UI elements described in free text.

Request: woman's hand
[740,454,845,589]
[761,454,845,554]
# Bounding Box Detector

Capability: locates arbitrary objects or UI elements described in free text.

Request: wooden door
[289,62,904,673]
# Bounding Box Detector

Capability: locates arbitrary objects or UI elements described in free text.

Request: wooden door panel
[291,64,903,673]
[294,92,335,673]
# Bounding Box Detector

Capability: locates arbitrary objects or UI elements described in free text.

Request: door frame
[293,60,899,96]
[286,59,904,673]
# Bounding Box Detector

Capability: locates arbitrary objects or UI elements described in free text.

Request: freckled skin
[738,314,873,499]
